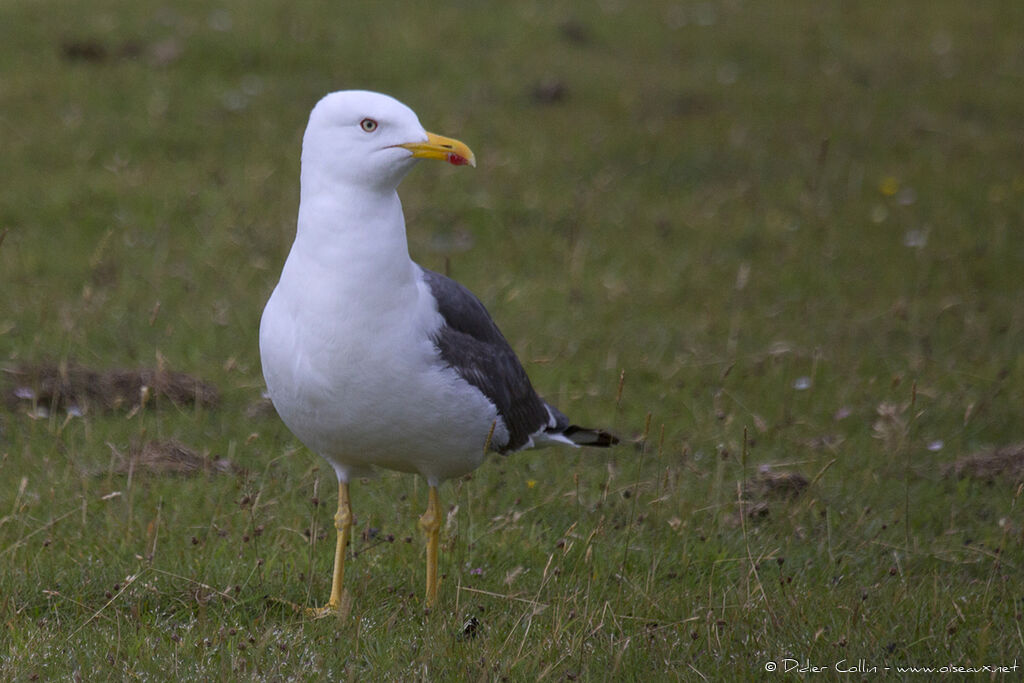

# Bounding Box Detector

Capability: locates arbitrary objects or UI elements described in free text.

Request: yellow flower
[879,176,900,197]
[526,479,537,489]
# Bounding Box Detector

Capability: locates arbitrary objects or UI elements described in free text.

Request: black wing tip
[562,425,620,448]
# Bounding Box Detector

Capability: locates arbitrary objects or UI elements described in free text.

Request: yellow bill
[399,132,476,167]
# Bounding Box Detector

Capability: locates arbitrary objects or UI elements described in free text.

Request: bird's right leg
[276,479,352,618]
[318,479,352,615]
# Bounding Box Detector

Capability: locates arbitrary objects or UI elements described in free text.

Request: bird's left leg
[418,485,441,607]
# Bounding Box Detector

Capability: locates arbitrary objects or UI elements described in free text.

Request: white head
[300,90,475,194]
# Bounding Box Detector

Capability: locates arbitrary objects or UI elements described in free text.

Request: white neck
[280,184,418,313]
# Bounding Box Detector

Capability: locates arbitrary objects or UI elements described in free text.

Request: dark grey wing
[420,267,555,452]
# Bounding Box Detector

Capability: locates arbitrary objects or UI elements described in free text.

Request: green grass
[2,0,1023,679]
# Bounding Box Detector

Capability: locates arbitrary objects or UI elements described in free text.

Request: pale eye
[360,118,378,133]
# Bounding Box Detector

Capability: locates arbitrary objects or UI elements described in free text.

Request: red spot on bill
[447,152,470,166]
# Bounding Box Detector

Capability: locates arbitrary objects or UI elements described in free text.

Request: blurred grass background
[2,0,1023,679]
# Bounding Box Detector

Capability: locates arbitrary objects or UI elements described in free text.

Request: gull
[259,90,616,614]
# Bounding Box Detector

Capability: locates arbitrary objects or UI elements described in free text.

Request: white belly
[258,273,499,485]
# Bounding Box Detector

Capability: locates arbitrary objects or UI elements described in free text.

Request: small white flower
[792,376,812,390]
[14,386,36,400]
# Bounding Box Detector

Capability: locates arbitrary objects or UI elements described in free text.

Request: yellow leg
[418,485,441,607]
[323,480,352,612]
[274,480,352,618]
[298,480,351,618]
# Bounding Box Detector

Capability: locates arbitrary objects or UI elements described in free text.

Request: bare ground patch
[734,468,811,521]
[4,361,219,415]
[108,439,242,477]
[943,443,1024,484]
